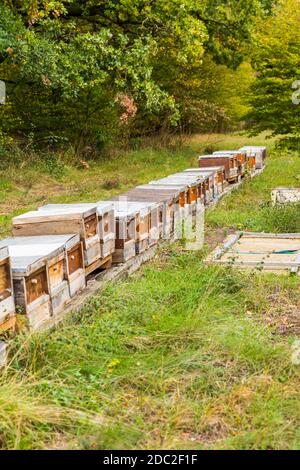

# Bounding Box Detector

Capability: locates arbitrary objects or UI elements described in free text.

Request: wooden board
[272,188,300,205]
[0,316,16,334]
[206,232,300,274]
[85,254,112,276]
[25,267,49,305]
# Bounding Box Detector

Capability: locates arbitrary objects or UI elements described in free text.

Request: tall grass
[0,135,299,449]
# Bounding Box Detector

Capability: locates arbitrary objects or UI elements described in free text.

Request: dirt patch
[205,226,233,251]
[262,289,300,336]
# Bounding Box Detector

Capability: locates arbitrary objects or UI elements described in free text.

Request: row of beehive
[0,145,266,333]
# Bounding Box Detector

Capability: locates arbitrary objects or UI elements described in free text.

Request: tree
[0,1,275,151]
[248,0,300,149]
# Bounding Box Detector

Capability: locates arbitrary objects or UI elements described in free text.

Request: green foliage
[248,0,300,148]
[0,1,276,151]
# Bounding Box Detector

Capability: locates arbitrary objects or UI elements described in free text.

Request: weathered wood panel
[272,188,300,205]
[206,232,300,274]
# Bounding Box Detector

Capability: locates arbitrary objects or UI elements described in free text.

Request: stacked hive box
[149,175,204,218]
[181,169,219,200]
[167,173,208,205]
[12,206,102,275]
[0,246,15,333]
[0,234,85,329]
[111,199,161,248]
[239,146,267,170]
[39,203,115,261]
[213,151,247,178]
[184,166,227,197]
[100,201,138,263]
[199,154,239,183]
[117,185,182,239]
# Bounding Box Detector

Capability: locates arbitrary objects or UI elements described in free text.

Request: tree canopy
[1,0,293,153]
[248,0,300,148]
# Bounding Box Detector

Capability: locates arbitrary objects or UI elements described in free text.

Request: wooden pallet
[206,232,300,275]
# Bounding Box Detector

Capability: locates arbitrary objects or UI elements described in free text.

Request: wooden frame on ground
[205,232,300,275]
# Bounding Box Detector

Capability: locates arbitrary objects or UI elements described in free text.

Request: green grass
[1,133,300,450]
[0,132,279,237]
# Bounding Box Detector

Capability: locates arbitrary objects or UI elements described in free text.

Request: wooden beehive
[96,201,138,263]
[213,151,246,178]
[4,248,52,330]
[149,176,201,214]
[184,166,227,195]
[239,146,266,170]
[0,235,84,326]
[199,155,239,183]
[206,232,300,275]
[166,173,209,211]
[112,198,160,247]
[118,186,181,239]
[271,188,300,205]
[13,206,101,276]
[40,203,115,260]
[183,168,221,200]
[0,246,15,333]
[1,235,85,300]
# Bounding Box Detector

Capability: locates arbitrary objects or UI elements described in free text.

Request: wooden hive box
[152,176,199,205]
[159,174,206,215]
[206,232,300,275]
[1,235,85,299]
[213,151,247,178]
[199,155,239,183]
[0,246,15,333]
[13,206,101,276]
[184,166,227,196]
[107,200,151,255]
[271,188,300,205]
[181,169,219,201]
[239,146,267,170]
[138,183,187,213]
[3,248,52,330]
[118,186,181,239]
[0,236,84,327]
[149,177,201,217]
[112,198,160,247]
[40,203,115,260]
[139,183,187,222]
[97,201,138,263]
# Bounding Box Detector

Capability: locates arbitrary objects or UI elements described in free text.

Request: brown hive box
[13,206,102,276]
[239,146,267,170]
[39,202,115,261]
[120,186,182,239]
[0,235,85,329]
[184,166,227,196]
[199,154,239,183]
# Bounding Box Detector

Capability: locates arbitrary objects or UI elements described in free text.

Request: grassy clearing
[0,133,300,450]
[0,132,274,237]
